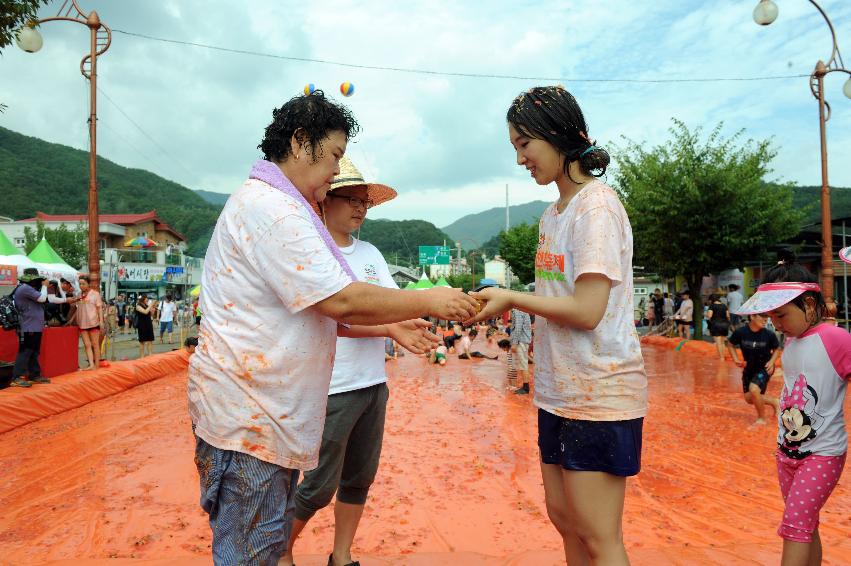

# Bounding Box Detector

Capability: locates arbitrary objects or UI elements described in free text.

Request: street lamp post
[753,0,851,319]
[16,0,112,292]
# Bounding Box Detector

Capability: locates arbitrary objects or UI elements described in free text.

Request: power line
[96,85,196,180]
[113,29,810,84]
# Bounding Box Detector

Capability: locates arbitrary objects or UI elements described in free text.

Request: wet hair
[469,329,478,338]
[507,85,610,182]
[708,293,720,303]
[762,251,825,320]
[497,339,511,350]
[78,275,89,284]
[728,284,740,291]
[184,336,198,348]
[258,90,360,163]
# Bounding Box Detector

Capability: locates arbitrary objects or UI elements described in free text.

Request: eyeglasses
[327,193,374,209]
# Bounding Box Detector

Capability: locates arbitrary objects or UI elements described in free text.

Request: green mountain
[443,186,851,248]
[442,200,550,247]
[196,189,231,206]
[359,218,454,268]
[0,126,222,256]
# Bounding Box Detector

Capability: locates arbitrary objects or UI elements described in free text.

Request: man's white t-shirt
[159,301,176,323]
[533,180,647,421]
[727,290,744,314]
[329,238,398,396]
[188,178,353,470]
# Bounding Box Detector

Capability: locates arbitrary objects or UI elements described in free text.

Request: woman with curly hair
[188,91,477,565]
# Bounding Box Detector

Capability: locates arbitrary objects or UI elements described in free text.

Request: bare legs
[281,502,365,566]
[745,382,779,425]
[781,529,822,566]
[541,462,630,566]
[80,329,100,370]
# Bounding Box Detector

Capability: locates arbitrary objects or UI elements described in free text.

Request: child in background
[429,344,448,366]
[727,314,781,425]
[498,338,518,389]
[469,85,647,564]
[736,255,851,566]
[184,336,198,354]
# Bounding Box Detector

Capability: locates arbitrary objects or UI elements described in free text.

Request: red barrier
[0,326,81,377]
[0,349,190,434]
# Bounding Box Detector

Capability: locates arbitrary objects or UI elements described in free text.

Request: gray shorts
[294,382,389,521]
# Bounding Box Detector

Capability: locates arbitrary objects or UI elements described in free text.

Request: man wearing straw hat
[10,268,50,388]
[188,91,478,565]
[283,157,398,566]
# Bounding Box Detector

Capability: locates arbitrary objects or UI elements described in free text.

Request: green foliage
[499,221,539,284]
[0,1,48,51]
[446,274,475,292]
[358,218,454,267]
[0,126,222,256]
[614,119,804,338]
[23,220,87,268]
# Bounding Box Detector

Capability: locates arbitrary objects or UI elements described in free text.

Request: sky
[2,0,850,228]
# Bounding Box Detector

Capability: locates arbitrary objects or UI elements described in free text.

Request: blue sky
[2,0,850,227]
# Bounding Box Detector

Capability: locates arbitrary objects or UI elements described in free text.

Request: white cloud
[1,0,848,227]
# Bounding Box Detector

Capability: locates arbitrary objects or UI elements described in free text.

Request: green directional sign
[418,245,451,265]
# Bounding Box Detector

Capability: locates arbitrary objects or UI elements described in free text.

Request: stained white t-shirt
[159,301,177,322]
[533,180,648,421]
[329,238,398,396]
[188,178,353,470]
[777,324,851,458]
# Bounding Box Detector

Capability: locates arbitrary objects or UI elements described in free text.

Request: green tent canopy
[412,275,434,290]
[403,281,416,290]
[434,276,452,288]
[0,231,21,257]
[28,237,68,265]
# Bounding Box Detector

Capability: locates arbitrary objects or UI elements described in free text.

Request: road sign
[418,245,451,265]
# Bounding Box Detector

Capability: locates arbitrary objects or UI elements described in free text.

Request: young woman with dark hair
[468,86,646,565]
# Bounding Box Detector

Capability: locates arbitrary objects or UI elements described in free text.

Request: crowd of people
[6,273,196,388]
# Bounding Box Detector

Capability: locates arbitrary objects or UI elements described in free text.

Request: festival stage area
[2,343,851,565]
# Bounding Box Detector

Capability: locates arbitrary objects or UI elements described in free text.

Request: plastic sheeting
[2,344,851,563]
[0,349,190,433]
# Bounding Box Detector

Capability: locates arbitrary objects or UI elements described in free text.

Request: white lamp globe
[753,0,779,26]
[843,77,851,100]
[15,25,43,53]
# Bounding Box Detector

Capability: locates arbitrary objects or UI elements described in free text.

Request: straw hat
[329,156,397,207]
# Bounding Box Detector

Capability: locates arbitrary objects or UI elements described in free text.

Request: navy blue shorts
[743,370,770,394]
[538,409,643,477]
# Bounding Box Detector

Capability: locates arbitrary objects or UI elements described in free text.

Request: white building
[484,256,513,287]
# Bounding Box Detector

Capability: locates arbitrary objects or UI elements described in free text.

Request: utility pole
[505,184,510,233]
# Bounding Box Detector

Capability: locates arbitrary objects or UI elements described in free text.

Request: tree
[614,120,804,338]
[0,1,48,52]
[23,220,88,269]
[499,221,539,284]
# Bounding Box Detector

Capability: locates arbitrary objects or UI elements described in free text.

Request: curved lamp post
[753,0,851,319]
[16,0,112,292]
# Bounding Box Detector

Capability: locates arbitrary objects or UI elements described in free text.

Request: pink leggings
[776,451,846,543]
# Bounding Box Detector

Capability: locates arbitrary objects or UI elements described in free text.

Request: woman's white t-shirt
[329,238,398,396]
[533,180,647,421]
[188,178,353,471]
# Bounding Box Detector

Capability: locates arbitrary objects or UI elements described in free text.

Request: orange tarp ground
[0,350,191,434]
[2,342,851,565]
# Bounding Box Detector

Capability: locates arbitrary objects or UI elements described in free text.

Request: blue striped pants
[194,435,299,565]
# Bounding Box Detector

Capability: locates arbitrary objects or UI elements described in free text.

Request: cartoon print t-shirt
[329,238,398,396]
[533,180,647,421]
[777,324,851,459]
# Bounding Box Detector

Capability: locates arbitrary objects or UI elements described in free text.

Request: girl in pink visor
[737,253,851,565]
